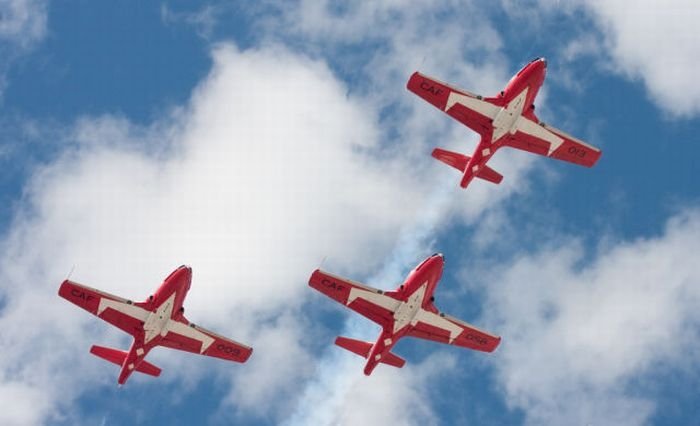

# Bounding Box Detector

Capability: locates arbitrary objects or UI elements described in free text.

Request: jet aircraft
[407,58,601,189]
[308,253,500,375]
[58,265,252,385]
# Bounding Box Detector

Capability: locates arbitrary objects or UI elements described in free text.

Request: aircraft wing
[58,280,149,336]
[309,269,400,330]
[160,318,253,363]
[407,309,501,353]
[509,116,601,167]
[407,72,500,135]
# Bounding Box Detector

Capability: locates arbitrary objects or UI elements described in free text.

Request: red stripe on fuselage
[363,254,446,374]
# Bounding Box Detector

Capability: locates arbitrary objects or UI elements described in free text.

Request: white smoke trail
[286,180,455,425]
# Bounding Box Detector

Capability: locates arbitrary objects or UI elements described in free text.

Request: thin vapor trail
[286,181,455,425]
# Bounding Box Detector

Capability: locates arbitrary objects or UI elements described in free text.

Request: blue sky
[1,1,699,425]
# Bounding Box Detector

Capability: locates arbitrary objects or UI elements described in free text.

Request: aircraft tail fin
[90,345,161,377]
[334,337,405,368]
[431,148,503,184]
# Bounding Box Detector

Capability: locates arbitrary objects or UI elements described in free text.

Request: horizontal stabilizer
[432,148,469,172]
[381,351,406,368]
[475,163,503,184]
[335,336,372,358]
[132,358,160,377]
[431,148,503,184]
[90,345,161,377]
[335,337,405,369]
[90,345,126,366]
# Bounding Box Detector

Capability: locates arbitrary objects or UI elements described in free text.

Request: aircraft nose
[432,253,445,261]
[541,57,547,68]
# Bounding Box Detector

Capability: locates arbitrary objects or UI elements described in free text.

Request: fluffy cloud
[589,0,700,116]
[0,28,534,422]
[480,208,700,425]
[286,315,458,426]
[557,0,700,117]
[0,2,611,424]
[267,3,543,424]
[0,43,436,425]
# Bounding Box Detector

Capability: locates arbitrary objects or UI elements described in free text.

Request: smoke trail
[285,181,455,425]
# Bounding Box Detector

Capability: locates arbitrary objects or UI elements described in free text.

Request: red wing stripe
[408,71,482,100]
[408,72,500,119]
[511,118,601,167]
[408,72,500,135]
[442,313,500,340]
[163,321,252,363]
[409,310,501,353]
[515,117,566,155]
[309,269,399,328]
[544,123,600,150]
[58,280,148,336]
[59,280,128,314]
[311,269,380,293]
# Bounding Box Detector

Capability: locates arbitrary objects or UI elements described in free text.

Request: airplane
[407,58,602,189]
[308,253,500,375]
[58,265,252,385]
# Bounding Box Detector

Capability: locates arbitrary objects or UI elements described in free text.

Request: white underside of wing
[515,116,564,155]
[413,310,464,344]
[95,292,217,354]
[97,298,149,321]
[543,123,599,151]
[445,92,500,119]
[347,287,400,313]
[167,320,216,353]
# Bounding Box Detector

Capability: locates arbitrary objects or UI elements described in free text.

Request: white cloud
[267,0,510,143]
[0,34,527,423]
[0,43,436,425]
[0,0,48,97]
[260,3,546,424]
[557,0,700,117]
[589,0,700,116]
[0,3,595,424]
[0,0,47,46]
[0,382,51,426]
[286,322,457,426]
[160,3,223,40]
[480,208,700,425]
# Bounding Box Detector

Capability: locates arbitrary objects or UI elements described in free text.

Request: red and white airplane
[58,265,252,385]
[309,253,500,375]
[407,58,601,189]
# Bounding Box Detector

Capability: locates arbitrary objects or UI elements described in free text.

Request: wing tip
[308,268,322,287]
[57,279,74,297]
[407,70,421,86]
[239,347,253,363]
[489,336,502,352]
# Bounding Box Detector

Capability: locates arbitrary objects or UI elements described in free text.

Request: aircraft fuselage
[458,58,547,188]
[117,265,192,384]
[363,254,444,375]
